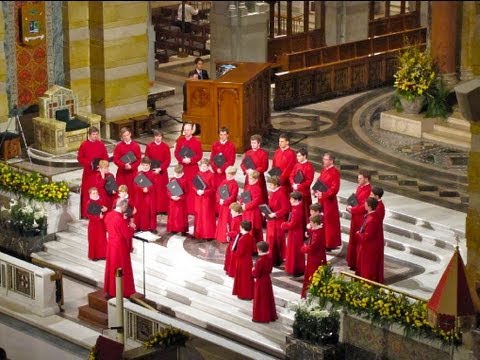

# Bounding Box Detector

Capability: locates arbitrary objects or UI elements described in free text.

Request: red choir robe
[356,211,384,283]
[104,210,136,298]
[240,148,269,204]
[315,166,341,248]
[224,214,242,277]
[86,198,107,260]
[301,226,327,298]
[193,170,216,239]
[232,232,255,300]
[112,195,136,251]
[240,181,264,245]
[215,179,239,243]
[347,183,372,270]
[265,186,290,266]
[77,139,108,218]
[281,203,305,276]
[145,140,171,213]
[252,254,278,323]
[95,171,116,211]
[209,140,236,189]
[289,161,315,223]
[166,176,189,233]
[272,147,297,193]
[133,170,157,232]
[113,140,142,199]
[174,135,203,214]
[375,200,385,283]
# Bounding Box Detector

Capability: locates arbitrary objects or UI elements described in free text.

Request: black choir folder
[105,175,118,195]
[91,158,101,171]
[259,204,273,217]
[347,193,359,207]
[240,190,252,204]
[268,167,282,177]
[193,175,207,191]
[312,179,328,192]
[150,159,161,170]
[242,155,256,170]
[167,179,184,196]
[293,170,304,184]
[120,151,137,164]
[179,145,195,158]
[134,172,153,188]
[218,184,230,200]
[87,202,103,216]
[213,153,226,168]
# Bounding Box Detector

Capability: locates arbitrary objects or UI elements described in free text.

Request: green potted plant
[393,45,437,114]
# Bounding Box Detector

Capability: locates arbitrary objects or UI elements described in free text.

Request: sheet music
[134,231,160,242]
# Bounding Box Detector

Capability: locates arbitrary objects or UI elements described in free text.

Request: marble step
[78,305,108,328]
[433,120,471,138]
[422,130,470,151]
[447,112,470,128]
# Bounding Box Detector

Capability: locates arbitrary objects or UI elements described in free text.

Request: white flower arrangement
[0,197,47,234]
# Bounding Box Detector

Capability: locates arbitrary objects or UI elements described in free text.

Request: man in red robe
[252,241,278,323]
[86,187,108,260]
[133,157,157,233]
[209,127,236,190]
[290,148,315,223]
[215,166,239,243]
[145,129,171,214]
[240,170,264,245]
[240,134,269,204]
[113,127,142,201]
[271,133,296,193]
[281,191,305,276]
[174,123,203,214]
[264,176,290,266]
[193,159,216,240]
[346,170,372,271]
[167,165,189,234]
[371,186,385,283]
[232,220,255,300]
[313,152,341,250]
[77,126,108,219]
[104,198,136,298]
[356,197,384,283]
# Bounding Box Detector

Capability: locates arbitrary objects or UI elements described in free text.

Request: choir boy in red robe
[290,148,315,223]
[77,126,108,219]
[313,152,341,250]
[224,202,243,277]
[133,157,158,233]
[86,187,108,260]
[104,199,136,298]
[174,123,203,214]
[240,134,269,204]
[356,197,383,283]
[96,160,115,211]
[215,166,239,243]
[272,133,296,193]
[113,185,137,252]
[301,214,327,298]
[309,202,323,218]
[240,170,264,245]
[281,191,305,276]
[252,241,278,323]
[113,127,142,201]
[346,170,372,271]
[209,127,237,190]
[370,186,385,283]
[264,176,290,266]
[167,165,189,234]
[145,129,171,214]
[232,220,255,300]
[193,159,216,240]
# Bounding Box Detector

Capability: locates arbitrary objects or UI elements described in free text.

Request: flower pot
[399,95,425,114]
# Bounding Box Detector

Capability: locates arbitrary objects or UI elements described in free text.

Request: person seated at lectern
[175,1,198,33]
[188,57,209,80]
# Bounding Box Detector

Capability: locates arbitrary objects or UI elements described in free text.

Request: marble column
[472,12,480,77]
[0,5,8,123]
[210,1,269,65]
[431,1,458,87]
[88,1,150,139]
[324,1,368,46]
[460,2,476,81]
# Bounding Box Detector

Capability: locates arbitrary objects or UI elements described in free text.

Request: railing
[267,28,324,65]
[369,11,420,37]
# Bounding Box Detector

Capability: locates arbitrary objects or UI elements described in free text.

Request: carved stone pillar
[431,1,458,87]
[473,12,480,77]
[460,1,476,81]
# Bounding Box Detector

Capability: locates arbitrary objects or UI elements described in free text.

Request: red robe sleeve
[292,162,315,192]
[272,188,290,219]
[281,205,302,230]
[321,168,340,199]
[350,184,372,215]
[243,183,263,210]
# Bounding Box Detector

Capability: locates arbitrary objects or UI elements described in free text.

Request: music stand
[0,105,32,164]
[133,231,160,297]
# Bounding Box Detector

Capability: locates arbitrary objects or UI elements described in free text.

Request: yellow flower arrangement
[0,163,69,204]
[308,264,462,347]
[144,325,190,349]
[393,45,436,101]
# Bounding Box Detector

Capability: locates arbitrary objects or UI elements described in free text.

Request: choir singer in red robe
[215,166,239,243]
[86,187,108,261]
[232,221,255,300]
[240,134,269,204]
[290,148,314,223]
[370,186,385,283]
[193,159,216,240]
[104,198,136,298]
[209,127,236,190]
[281,191,305,276]
[272,133,296,193]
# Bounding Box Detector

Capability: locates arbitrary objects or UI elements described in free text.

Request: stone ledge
[380,110,435,138]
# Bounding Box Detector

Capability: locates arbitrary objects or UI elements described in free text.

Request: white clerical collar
[154,140,162,145]
[281,146,289,151]
[174,174,183,179]
[220,139,227,145]
[299,160,307,164]
[270,187,280,193]
[325,165,334,170]
[88,138,96,143]
[124,140,132,145]
[185,135,192,140]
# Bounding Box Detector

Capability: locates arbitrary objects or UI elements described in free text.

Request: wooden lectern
[183,62,272,152]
